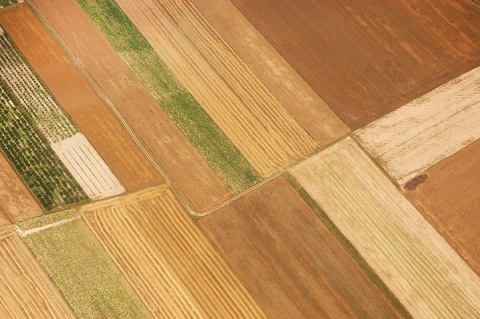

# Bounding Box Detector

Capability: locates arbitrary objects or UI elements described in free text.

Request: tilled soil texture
[406,139,480,276]
[82,186,266,319]
[0,4,164,193]
[0,228,75,318]
[29,0,236,212]
[200,177,402,319]
[0,152,43,226]
[190,0,349,145]
[232,0,480,129]
[291,137,480,319]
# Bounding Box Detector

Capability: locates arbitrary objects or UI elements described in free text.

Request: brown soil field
[114,0,321,178]
[0,4,163,192]
[82,186,266,318]
[0,227,75,318]
[406,139,480,276]
[0,152,43,225]
[190,0,349,144]
[232,0,480,129]
[28,0,232,212]
[199,177,402,319]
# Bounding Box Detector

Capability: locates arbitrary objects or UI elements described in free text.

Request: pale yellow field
[81,185,266,318]
[355,66,480,185]
[115,0,319,178]
[291,137,480,319]
[0,227,75,318]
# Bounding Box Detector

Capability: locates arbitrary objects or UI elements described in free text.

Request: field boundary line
[15,216,80,237]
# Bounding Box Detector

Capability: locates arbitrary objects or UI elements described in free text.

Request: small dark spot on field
[404,174,428,191]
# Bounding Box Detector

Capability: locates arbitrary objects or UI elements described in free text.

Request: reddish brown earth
[0,4,164,192]
[0,152,43,226]
[232,0,480,129]
[28,0,233,212]
[406,139,480,276]
[200,177,402,319]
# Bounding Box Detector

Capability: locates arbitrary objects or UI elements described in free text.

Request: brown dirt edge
[285,173,413,319]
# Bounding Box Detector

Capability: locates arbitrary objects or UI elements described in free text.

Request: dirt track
[232,0,480,129]
[406,139,480,276]
[0,4,164,192]
[200,177,402,319]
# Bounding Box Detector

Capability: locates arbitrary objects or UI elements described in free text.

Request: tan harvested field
[0,152,42,225]
[81,185,266,318]
[0,3,163,193]
[232,0,480,129]
[355,66,480,185]
[29,0,232,212]
[114,0,321,177]
[291,138,480,319]
[0,227,75,318]
[190,0,349,144]
[406,139,480,276]
[200,177,402,319]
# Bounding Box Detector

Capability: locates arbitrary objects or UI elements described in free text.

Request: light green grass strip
[76,0,261,193]
[17,211,152,319]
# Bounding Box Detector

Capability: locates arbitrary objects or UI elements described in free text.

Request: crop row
[76,0,261,193]
[0,32,77,143]
[0,81,87,210]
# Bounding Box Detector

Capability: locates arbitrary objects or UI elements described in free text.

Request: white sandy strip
[355,66,480,185]
[291,137,480,319]
[51,133,125,199]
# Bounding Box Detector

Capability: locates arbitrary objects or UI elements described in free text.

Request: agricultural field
[406,139,480,276]
[200,177,405,319]
[17,210,152,318]
[355,66,480,185]
[29,0,242,212]
[0,0,479,318]
[0,227,75,318]
[81,185,266,318]
[232,0,480,129]
[290,138,480,319]
[0,3,164,192]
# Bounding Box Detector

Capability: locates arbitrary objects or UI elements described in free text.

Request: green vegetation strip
[0,81,87,210]
[76,0,261,193]
[17,210,152,319]
[0,0,18,7]
[286,173,413,319]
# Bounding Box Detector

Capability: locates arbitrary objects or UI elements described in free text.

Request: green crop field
[76,0,261,193]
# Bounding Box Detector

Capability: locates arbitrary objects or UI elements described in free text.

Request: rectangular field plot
[355,66,480,185]
[109,0,322,178]
[406,139,480,276]
[76,0,261,191]
[199,177,403,319]
[17,210,152,319]
[81,186,266,318]
[29,0,255,212]
[0,227,75,318]
[0,3,164,192]
[291,138,480,319]
[232,0,480,129]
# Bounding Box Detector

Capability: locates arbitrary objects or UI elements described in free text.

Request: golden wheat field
[0,0,479,318]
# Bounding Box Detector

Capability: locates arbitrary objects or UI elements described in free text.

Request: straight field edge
[285,173,413,319]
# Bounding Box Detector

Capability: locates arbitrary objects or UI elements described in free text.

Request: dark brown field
[232,0,480,129]
[29,0,233,211]
[0,4,164,192]
[406,139,480,276]
[200,177,402,319]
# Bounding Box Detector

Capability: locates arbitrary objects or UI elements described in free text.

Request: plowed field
[200,177,402,319]
[0,227,75,318]
[232,0,480,129]
[82,186,266,318]
[406,139,480,276]
[0,3,163,192]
